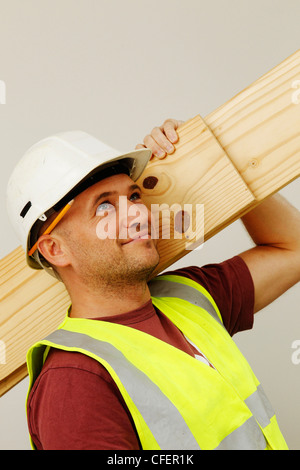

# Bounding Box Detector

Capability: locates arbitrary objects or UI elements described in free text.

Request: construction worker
[6,119,300,450]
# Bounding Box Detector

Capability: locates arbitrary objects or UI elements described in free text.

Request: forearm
[239,193,300,312]
[241,193,300,252]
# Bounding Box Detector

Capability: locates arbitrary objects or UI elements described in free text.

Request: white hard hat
[6,130,151,275]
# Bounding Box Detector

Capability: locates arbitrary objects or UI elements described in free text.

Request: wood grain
[206,49,300,200]
[0,247,70,395]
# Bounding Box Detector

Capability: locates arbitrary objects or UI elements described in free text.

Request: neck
[67,278,151,319]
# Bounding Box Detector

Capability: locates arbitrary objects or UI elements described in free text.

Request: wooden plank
[206,49,300,200]
[0,248,70,395]
[1,50,299,396]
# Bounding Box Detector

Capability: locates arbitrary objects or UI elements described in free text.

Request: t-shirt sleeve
[27,350,141,450]
[164,255,255,336]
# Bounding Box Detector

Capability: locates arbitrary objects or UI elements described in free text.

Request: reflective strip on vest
[245,385,275,429]
[215,415,267,450]
[148,277,277,432]
[44,329,201,450]
[148,278,223,326]
[44,328,269,450]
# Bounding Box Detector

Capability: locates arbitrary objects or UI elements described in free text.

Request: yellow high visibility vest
[26,274,288,450]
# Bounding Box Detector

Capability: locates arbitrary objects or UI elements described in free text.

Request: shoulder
[162,255,255,336]
[163,255,252,292]
[27,347,118,415]
[27,347,140,450]
[31,346,115,389]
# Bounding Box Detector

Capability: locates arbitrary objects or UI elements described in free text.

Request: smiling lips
[121,225,152,245]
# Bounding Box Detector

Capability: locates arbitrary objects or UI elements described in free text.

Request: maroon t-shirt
[27,256,254,450]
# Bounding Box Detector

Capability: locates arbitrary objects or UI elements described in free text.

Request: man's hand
[136,119,184,159]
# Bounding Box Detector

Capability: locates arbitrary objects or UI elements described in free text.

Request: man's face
[54,173,160,287]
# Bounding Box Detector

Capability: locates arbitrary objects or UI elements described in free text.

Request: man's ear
[37,234,71,268]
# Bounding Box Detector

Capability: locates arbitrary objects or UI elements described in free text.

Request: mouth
[121,224,152,245]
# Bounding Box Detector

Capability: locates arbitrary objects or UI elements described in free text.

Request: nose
[118,197,150,240]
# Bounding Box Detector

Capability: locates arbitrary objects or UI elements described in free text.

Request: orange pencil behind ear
[28,200,74,257]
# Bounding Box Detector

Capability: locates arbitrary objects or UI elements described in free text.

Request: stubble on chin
[76,240,160,291]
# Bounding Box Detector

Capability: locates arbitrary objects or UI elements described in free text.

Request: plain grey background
[0,0,299,450]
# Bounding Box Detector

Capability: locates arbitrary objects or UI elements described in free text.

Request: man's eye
[130,192,141,201]
[96,201,114,215]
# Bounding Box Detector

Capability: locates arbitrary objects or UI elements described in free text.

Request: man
[7,120,300,450]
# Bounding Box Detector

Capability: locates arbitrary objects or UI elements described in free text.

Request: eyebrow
[91,184,142,209]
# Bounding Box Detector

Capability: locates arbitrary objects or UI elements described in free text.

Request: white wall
[0,0,299,450]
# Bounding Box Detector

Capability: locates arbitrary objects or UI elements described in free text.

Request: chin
[131,250,160,282]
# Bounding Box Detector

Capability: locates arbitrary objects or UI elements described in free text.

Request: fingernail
[169,133,178,143]
[166,144,174,154]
